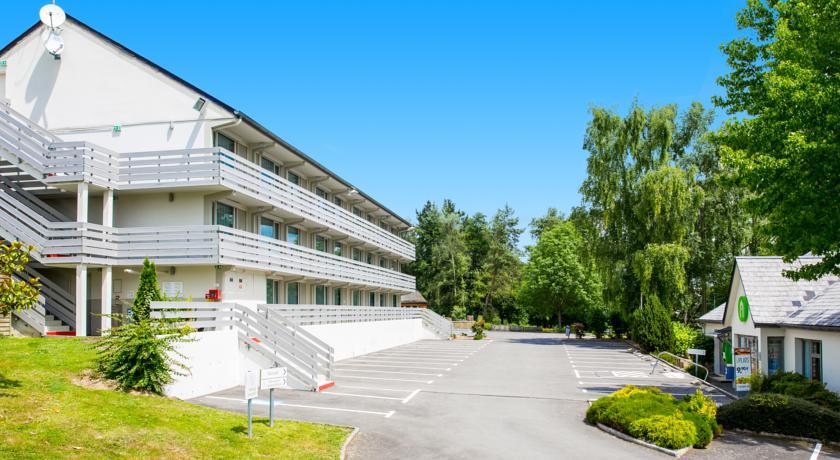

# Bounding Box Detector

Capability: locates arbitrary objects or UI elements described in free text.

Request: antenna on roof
[39,3,66,58]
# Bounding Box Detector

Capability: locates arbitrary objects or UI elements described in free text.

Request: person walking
[565,324,571,339]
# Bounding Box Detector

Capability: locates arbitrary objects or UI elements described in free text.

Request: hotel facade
[0,15,416,337]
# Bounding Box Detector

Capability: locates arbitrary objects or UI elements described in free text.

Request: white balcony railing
[0,104,415,261]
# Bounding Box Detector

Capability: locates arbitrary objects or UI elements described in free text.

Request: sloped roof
[734,256,840,326]
[401,290,428,304]
[698,303,725,323]
[780,281,840,329]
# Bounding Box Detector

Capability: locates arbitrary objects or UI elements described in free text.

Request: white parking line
[337,363,451,371]
[322,391,404,401]
[810,442,822,460]
[574,369,581,378]
[338,385,415,393]
[402,389,421,404]
[204,396,395,418]
[374,351,473,357]
[334,374,435,384]
[352,358,462,365]
[333,369,441,376]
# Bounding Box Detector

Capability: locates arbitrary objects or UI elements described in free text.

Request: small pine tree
[631,295,675,353]
[132,258,162,321]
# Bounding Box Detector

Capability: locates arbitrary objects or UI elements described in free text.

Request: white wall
[0,22,231,153]
[115,192,206,227]
[165,330,240,399]
[780,327,840,393]
[304,318,439,362]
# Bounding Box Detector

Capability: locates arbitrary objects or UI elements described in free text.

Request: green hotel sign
[738,296,750,323]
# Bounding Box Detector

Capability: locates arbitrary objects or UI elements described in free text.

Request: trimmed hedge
[717,393,840,442]
[585,386,717,449]
[750,372,840,412]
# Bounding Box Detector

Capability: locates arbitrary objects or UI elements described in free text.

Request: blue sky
[3,1,742,247]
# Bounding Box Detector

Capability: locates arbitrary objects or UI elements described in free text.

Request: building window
[315,187,328,199]
[315,285,326,305]
[287,282,299,305]
[393,294,398,307]
[215,132,235,153]
[352,207,363,218]
[352,290,361,306]
[260,217,278,239]
[333,288,342,306]
[366,253,373,265]
[333,242,343,257]
[352,248,362,262]
[379,257,386,268]
[334,197,343,208]
[369,292,376,306]
[261,157,279,175]
[266,279,279,304]
[287,171,300,186]
[287,226,300,245]
[380,293,386,307]
[215,202,235,228]
[315,235,327,252]
[800,339,822,382]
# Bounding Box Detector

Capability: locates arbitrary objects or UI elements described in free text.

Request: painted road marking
[321,391,404,401]
[574,369,581,378]
[334,374,435,384]
[338,385,415,393]
[611,371,649,378]
[332,369,441,376]
[352,357,462,365]
[402,389,421,404]
[810,442,822,460]
[337,363,452,371]
[204,396,395,418]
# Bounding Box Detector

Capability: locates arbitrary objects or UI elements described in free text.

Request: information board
[244,370,259,400]
[734,348,752,392]
[261,367,288,390]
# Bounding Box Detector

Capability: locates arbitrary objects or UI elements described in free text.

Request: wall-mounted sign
[737,296,750,323]
[734,348,752,392]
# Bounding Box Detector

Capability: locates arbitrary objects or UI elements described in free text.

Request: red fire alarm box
[205,289,221,301]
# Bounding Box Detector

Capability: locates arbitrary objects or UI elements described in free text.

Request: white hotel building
[0,14,416,337]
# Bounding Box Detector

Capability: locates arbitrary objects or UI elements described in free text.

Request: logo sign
[687,348,706,356]
[261,367,288,390]
[734,348,752,392]
[244,370,259,400]
[737,296,750,323]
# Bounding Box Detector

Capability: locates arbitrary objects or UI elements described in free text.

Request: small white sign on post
[687,348,706,356]
[244,369,260,400]
[261,367,288,390]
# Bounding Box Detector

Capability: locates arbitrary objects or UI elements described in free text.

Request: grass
[0,336,350,459]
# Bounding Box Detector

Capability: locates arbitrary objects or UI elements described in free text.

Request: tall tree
[715,0,840,280]
[481,205,523,319]
[520,221,601,327]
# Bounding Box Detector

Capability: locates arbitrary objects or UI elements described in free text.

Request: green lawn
[0,337,350,459]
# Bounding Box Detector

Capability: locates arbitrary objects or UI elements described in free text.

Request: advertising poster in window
[734,348,752,392]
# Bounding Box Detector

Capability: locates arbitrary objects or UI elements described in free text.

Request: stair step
[46,319,64,327]
[45,325,70,332]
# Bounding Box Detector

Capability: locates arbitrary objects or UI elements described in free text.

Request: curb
[596,423,691,458]
[340,427,360,460]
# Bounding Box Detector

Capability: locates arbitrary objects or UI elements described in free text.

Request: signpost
[687,348,706,378]
[244,370,259,437]
[260,367,287,427]
[734,348,752,393]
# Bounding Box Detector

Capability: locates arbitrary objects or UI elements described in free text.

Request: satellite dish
[39,4,66,29]
[44,31,65,56]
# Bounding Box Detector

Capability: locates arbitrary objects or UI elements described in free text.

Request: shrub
[587,307,609,338]
[572,322,585,339]
[450,305,467,320]
[717,393,840,442]
[96,315,193,394]
[628,415,697,450]
[586,385,717,449]
[630,295,674,352]
[672,321,701,356]
[609,308,630,339]
[751,372,840,412]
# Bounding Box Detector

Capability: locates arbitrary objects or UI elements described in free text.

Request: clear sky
[3,1,743,247]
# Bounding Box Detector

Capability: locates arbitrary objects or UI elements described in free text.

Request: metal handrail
[650,351,710,381]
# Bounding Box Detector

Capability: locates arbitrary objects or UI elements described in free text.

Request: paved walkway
[190,332,833,459]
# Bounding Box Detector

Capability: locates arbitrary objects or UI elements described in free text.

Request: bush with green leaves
[671,321,701,356]
[132,258,163,321]
[631,295,675,352]
[609,308,629,339]
[717,393,840,442]
[96,315,193,394]
[586,386,717,449]
[0,241,41,316]
[587,307,609,338]
[450,305,467,320]
[750,372,840,412]
[471,316,485,339]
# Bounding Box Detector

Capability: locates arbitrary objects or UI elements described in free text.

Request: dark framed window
[352,290,361,306]
[287,226,300,245]
[333,288,342,305]
[315,187,328,199]
[369,292,376,306]
[260,217,278,239]
[287,282,299,305]
[215,132,235,153]
[333,242,343,257]
[215,202,235,228]
[315,285,326,305]
[287,171,300,186]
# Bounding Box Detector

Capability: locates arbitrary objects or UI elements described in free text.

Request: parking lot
[192,332,835,459]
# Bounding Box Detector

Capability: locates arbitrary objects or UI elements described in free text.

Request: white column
[76,183,89,223]
[75,264,88,337]
[101,266,112,333]
[100,189,114,333]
